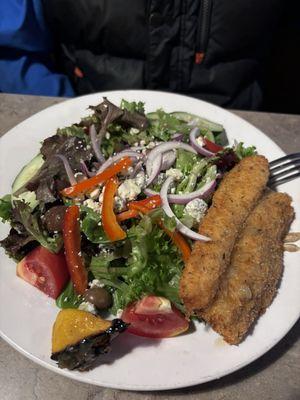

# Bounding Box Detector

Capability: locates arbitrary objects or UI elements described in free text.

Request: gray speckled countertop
[0,93,299,400]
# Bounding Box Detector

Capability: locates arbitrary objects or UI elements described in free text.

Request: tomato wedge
[16,246,69,299]
[122,295,189,338]
[62,205,88,294]
[102,177,127,241]
[203,138,223,153]
[61,157,132,197]
[158,222,191,263]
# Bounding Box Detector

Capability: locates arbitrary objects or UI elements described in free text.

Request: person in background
[0,0,284,109]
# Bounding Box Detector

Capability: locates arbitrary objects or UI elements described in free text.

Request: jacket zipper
[195,0,213,64]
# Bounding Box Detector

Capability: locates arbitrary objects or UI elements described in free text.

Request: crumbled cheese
[135,170,146,188]
[79,301,97,314]
[184,198,208,223]
[89,187,101,200]
[196,136,205,146]
[116,309,123,318]
[105,132,111,139]
[139,140,146,146]
[83,199,100,212]
[129,128,139,135]
[114,195,126,212]
[117,172,145,202]
[89,279,105,288]
[147,141,157,149]
[166,168,183,181]
[170,187,176,194]
[155,173,165,185]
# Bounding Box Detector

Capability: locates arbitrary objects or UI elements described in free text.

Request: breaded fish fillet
[202,191,294,344]
[180,155,269,314]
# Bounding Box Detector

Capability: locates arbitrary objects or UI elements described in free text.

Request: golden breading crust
[202,191,294,344]
[180,155,269,314]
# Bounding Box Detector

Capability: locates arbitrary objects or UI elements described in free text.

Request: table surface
[0,93,299,400]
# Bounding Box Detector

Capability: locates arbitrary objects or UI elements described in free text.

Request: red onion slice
[172,133,184,141]
[56,154,77,185]
[96,151,143,174]
[146,141,197,176]
[160,176,210,241]
[146,154,162,186]
[90,125,106,163]
[129,160,144,178]
[189,127,214,157]
[144,179,216,204]
[161,150,176,170]
[80,160,95,178]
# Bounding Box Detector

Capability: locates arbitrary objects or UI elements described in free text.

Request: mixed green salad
[0,98,256,340]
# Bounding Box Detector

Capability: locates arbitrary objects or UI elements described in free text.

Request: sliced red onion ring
[146,154,162,186]
[96,151,143,174]
[172,133,184,141]
[90,125,106,163]
[189,127,214,157]
[80,160,95,178]
[56,154,77,185]
[160,176,210,241]
[161,150,176,170]
[129,160,144,178]
[144,179,216,204]
[146,141,197,176]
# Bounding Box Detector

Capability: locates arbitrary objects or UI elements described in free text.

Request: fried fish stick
[202,191,294,344]
[180,155,269,314]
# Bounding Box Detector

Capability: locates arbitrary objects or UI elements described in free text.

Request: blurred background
[0,0,299,113]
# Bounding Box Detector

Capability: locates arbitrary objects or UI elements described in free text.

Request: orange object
[158,221,191,263]
[102,178,127,241]
[128,203,150,214]
[62,205,88,294]
[129,195,162,210]
[61,157,132,197]
[116,209,139,222]
[74,66,84,78]
[195,52,205,64]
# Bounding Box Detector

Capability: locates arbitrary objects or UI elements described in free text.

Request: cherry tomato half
[17,246,69,299]
[122,295,189,338]
[203,138,224,153]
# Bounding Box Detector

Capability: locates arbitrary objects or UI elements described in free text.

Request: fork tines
[269,152,300,186]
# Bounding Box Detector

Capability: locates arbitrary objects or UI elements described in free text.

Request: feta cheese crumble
[184,198,208,223]
[83,199,100,212]
[79,301,97,314]
[166,168,183,181]
[89,279,105,288]
[117,171,146,202]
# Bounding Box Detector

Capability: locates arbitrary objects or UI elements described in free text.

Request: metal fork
[269,152,300,186]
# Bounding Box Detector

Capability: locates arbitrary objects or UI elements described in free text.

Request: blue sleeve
[0,0,75,97]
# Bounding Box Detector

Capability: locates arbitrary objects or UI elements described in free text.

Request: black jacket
[43,0,282,109]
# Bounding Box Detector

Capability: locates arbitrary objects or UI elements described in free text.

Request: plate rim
[0,90,299,391]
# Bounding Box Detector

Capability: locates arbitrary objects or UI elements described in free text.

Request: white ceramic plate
[0,91,299,391]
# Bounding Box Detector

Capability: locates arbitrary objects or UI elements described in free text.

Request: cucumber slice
[170,112,224,133]
[146,112,160,120]
[12,153,44,193]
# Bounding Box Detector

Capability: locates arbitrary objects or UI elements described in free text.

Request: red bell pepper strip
[62,205,88,294]
[61,157,132,197]
[128,195,162,210]
[116,209,139,222]
[102,177,127,241]
[158,221,191,263]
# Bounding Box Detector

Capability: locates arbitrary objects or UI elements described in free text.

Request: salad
[0,98,256,370]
